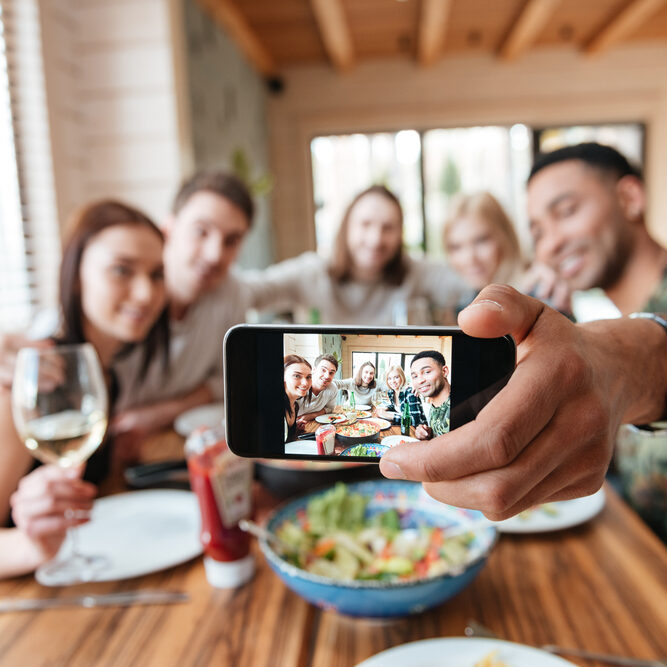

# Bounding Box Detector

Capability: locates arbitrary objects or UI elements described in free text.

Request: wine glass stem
[64,512,83,559]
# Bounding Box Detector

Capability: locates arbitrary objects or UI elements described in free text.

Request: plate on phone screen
[315,414,347,425]
[381,435,419,447]
[365,417,392,430]
[492,488,606,533]
[355,637,575,667]
[36,490,202,586]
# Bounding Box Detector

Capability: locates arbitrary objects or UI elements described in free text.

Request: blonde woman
[443,192,524,291]
[377,365,425,427]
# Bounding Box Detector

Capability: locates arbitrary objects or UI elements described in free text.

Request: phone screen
[224,325,515,462]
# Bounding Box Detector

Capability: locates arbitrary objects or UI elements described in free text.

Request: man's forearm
[581,316,667,425]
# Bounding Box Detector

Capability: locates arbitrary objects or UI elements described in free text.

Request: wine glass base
[35,553,110,587]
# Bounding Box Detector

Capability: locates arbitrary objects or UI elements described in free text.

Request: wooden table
[1,430,666,667]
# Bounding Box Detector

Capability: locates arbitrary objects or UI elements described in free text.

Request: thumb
[458,284,546,345]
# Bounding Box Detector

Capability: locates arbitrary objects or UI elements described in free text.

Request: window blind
[0,0,59,333]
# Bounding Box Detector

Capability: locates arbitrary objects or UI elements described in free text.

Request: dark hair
[172,170,254,226]
[411,350,446,368]
[314,353,338,370]
[529,142,642,184]
[284,354,312,413]
[328,185,407,286]
[59,200,170,378]
[354,361,377,389]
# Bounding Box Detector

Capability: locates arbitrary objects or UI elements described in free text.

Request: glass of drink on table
[11,343,109,585]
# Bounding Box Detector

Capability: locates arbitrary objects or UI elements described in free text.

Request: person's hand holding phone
[379,285,667,520]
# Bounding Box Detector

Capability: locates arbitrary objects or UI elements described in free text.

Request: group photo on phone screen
[283,333,453,458]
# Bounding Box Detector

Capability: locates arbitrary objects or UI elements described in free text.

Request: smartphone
[224,325,515,462]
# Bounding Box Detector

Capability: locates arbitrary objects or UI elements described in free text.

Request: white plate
[356,637,576,667]
[37,490,201,586]
[493,488,606,534]
[174,403,224,436]
[382,434,420,447]
[315,413,347,424]
[285,440,319,455]
[355,404,372,410]
[366,417,392,430]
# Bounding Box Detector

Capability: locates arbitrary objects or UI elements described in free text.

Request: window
[0,0,60,333]
[351,350,414,387]
[534,123,644,164]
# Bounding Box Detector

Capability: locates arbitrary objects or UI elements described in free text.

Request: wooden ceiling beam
[196,0,279,78]
[585,0,667,55]
[309,0,355,72]
[418,0,454,66]
[499,0,561,61]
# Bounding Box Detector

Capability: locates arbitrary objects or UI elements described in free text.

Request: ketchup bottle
[185,424,255,587]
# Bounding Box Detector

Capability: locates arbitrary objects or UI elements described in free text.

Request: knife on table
[0,589,189,612]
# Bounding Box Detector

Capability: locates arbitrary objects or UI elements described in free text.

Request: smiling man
[109,171,255,446]
[527,143,667,317]
[410,350,451,440]
[296,354,340,424]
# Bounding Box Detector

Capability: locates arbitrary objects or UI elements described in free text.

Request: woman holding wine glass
[0,200,168,580]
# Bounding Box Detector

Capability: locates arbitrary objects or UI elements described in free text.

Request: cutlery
[442,518,495,539]
[465,620,667,667]
[239,518,293,555]
[124,459,189,488]
[0,589,189,612]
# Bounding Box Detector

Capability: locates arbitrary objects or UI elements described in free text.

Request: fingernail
[468,299,503,311]
[381,461,406,480]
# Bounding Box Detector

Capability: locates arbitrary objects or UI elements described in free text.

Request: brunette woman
[243,185,471,324]
[0,200,168,578]
[284,355,312,443]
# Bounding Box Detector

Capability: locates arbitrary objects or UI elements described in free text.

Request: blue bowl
[260,480,497,618]
[340,444,389,458]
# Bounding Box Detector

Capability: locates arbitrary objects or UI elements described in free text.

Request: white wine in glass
[12,343,109,586]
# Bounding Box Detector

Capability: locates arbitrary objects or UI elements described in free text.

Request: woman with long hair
[243,185,470,325]
[335,361,377,404]
[0,200,169,578]
[284,355,312,443]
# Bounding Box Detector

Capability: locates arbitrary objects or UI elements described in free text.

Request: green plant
[231,147,273,197]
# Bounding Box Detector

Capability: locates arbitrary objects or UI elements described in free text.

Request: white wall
[268,45,667,260]
[39,0,191,228]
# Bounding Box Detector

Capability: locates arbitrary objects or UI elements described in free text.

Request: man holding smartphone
[410,351,451,439]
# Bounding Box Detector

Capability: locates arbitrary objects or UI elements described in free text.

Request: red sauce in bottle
[186,428,252,563]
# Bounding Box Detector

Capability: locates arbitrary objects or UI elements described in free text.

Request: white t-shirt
[113,271,250,410]
[296,382,338,415]
[240,252,472,325]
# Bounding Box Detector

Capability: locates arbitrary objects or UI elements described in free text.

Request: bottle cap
[203,554,255,588]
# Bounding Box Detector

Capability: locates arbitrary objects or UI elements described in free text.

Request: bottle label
[210,453,253,528]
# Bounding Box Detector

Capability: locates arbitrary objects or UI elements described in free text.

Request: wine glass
[11,343,109,585]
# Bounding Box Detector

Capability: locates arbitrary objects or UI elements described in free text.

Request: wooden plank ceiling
[197,0,667,77]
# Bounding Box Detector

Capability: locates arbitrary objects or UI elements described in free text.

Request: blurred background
[1,0,666,331]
